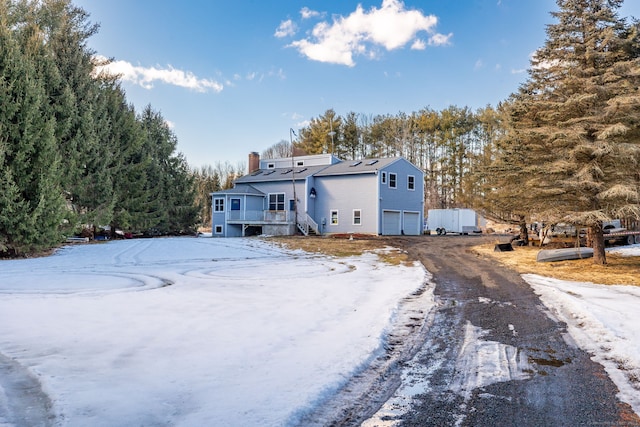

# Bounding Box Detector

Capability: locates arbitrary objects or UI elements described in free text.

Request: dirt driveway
[324,234,640,426]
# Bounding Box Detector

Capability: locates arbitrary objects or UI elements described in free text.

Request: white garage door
[382,210,401,235]
[403,212,420,235]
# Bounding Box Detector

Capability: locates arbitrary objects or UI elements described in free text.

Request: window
[214,198,224,212]
[407,175,415,191]
[269,193,285,211]
[389,173,397,189]
[367,159,379,165]
[381,172,387,184]
[330,210,339,225]
[353,209,362,225]
[231,198,240,210]
[296,161,305,167]
[267,163,275,169]
[214,225,223,234]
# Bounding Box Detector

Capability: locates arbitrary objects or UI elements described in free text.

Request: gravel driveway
[322,234,640,426]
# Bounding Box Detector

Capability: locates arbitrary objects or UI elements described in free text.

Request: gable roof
[313,157,400,177]
[233,164,329,184]
[225,156,423,187]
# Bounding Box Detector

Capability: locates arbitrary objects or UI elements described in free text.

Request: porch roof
[210,184,265,197]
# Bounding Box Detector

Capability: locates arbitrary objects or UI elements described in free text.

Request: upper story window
[231,198,241,210]
[407,175,415,191]
[381,172,387,184]
[389,173,397,189]
[269,193,285,211]
[267,163,275,169]
[214,198,225,212]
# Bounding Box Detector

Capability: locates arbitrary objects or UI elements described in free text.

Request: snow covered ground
[523,244,640,415]
[0,238,638,426]
[0,237,428,426]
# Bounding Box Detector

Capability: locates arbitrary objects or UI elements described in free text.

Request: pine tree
[486,0,640,264]
[298,109,342,155]
[192,165,221,229]
[0,5,65,254]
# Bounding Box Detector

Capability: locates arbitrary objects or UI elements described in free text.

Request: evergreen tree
[139,105,197,235]
[298,109,342,155]
[485,0,640,264]
[0,6,65,254]
[192,165,221,229]
[342,112,360,160]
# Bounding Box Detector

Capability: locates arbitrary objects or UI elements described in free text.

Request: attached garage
[382,210,401,235]
[402,211,421,235]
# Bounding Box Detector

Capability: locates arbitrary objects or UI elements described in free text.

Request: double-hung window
[269,193,285,211]
[214,198,225,212]
[353,209,362,225]
[389,173,397,189]
[330,210,339,225]
[407,175,415,190]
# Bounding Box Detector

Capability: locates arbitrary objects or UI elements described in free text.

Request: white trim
[214,198,225,212]
[330,209,339,225]
[389,172,397,189]
[268,192,286,211]
[352,209,362,226]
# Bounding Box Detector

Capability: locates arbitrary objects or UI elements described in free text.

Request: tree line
[289,105,500,210]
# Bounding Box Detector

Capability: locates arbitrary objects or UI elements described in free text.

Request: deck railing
[227,210,292,222]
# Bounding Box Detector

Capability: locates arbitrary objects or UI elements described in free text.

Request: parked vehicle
[603,220,640,245]
[426,209,482,235]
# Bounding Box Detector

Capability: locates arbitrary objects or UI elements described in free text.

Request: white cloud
[475,59,484,69]
[275,19,297,38]
[95,56,223,93]
[428,32,452,46]
[411,39,426,50]
[287,0,450,67]
[300,7,321,20]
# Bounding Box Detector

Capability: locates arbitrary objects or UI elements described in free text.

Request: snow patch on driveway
[451,321,532,399]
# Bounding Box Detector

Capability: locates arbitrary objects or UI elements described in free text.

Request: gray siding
[250,180,306,213]
[313,174,378,234]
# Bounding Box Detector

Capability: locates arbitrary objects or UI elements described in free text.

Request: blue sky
[74,0,640,168]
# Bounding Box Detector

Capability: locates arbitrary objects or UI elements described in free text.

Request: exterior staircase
[297,213,320,236]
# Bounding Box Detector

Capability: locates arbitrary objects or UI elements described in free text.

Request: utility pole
[290,128,298,231]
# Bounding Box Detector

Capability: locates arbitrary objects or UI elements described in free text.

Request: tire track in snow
[0,353,54,427]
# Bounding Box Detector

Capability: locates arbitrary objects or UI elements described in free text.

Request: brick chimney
[248,152,260,174]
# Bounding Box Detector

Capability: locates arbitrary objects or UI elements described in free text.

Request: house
[210,152,424,237]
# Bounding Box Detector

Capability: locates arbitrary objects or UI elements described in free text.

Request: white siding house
[211,153,424,237]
